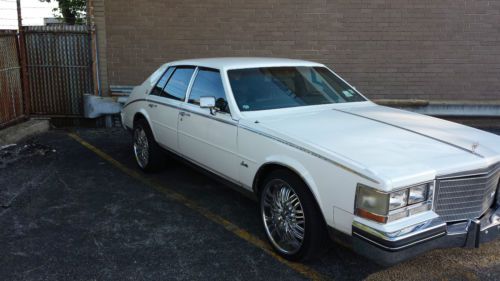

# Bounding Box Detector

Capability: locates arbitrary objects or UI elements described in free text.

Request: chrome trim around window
[183,66,199,103]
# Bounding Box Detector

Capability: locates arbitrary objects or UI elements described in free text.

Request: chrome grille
[434,168,499,222]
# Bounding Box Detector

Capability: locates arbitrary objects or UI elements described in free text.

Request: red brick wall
[103,0,500,101]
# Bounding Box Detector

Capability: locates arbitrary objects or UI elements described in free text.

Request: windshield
[227,67,366,111]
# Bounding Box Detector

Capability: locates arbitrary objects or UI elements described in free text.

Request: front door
[177,68,239,182]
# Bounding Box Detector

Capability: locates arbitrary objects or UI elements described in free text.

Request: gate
[24,25,93,116]
[0,30,24,128]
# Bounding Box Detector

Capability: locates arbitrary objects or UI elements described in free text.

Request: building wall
[100,0,500,101]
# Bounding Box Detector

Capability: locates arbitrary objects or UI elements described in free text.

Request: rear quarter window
[148,65,168,87]
[150,67,174,96]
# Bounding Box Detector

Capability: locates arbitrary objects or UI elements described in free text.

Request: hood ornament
[471,142,480,153]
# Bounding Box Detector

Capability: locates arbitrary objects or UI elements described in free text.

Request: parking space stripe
[68,133,329,281]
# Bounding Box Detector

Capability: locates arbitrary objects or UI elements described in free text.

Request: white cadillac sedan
[121,57,500,265]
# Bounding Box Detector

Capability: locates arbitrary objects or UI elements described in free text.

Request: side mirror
[200,96,216,109]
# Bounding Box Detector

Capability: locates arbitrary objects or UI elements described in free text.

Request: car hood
[246,103,500,188]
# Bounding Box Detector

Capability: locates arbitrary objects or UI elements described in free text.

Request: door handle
[179,112,191,117]
[148,103,157,108]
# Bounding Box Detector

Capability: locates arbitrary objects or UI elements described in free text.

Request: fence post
[16,0,30,116]
[88,0,100,96]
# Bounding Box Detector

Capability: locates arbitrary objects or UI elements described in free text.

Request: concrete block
[0,119,50,146]
[83,94,122,118]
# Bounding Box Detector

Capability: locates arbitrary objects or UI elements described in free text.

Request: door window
[188,68,229,113]
[163,66,195,101]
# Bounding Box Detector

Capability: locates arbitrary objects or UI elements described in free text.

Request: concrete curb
[0,119,50,146]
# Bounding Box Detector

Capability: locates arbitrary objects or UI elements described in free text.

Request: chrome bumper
[351,205,500,266]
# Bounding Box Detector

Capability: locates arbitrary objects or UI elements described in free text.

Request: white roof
[167,57,324,70]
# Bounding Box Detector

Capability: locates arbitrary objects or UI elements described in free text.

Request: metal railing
[0,30,24,128]
[24,25,93,116]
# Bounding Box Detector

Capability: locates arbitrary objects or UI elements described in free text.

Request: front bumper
[352,205,500,266]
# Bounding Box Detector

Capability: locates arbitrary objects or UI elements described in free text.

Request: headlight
[408,184,427,205]
[355,186,389,215]
[389,190,408,210]
[355,182,433,223]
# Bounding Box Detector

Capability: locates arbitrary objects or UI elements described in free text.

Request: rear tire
[259,169,328,261]
[133,118,163,172]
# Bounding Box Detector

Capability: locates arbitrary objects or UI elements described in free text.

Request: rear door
[146,66,195,152]
[177,67,240,182]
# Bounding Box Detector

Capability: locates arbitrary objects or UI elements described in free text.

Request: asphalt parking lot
[1,127,499,281]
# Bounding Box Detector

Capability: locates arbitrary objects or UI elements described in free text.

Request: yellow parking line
[68,132,328,281]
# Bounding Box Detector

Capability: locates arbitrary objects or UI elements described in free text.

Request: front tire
[260,169,328,261]
[133,119,163,172]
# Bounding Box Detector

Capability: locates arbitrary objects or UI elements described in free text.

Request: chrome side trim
[180,107,238,126]
[238,124,380,184]
[148,99,181,111]
[133,98,239,126]
[333,108,484,158]
[123,98,146,109]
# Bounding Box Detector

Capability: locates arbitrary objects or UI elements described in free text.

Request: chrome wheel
[261,179,305,255]
[133,127,149,168]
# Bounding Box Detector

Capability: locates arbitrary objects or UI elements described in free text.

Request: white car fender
[134,108,156,136]
[260,155,323,212]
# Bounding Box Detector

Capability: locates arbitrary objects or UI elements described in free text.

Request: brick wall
[100,0,500,101]
[91,0,109,95]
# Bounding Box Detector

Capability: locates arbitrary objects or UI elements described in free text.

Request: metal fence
[0,30,24,128]
[24,25,93,116]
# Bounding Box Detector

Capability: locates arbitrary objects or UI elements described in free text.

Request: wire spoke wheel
[133,126,149,168]
[261,179,305,255]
